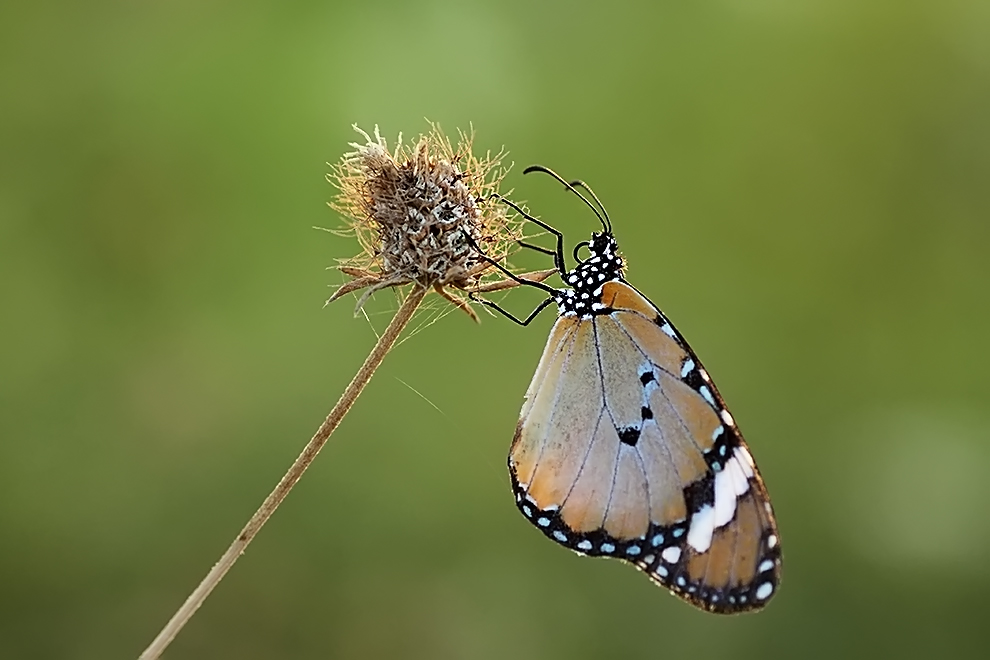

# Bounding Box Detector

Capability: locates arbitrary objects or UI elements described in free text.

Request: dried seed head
[328,124,525,315]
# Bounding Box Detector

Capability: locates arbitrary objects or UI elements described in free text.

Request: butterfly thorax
[555,232,625,318]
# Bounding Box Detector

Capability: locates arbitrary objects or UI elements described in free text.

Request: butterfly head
[556,231,625,317]
[589,231,622,267]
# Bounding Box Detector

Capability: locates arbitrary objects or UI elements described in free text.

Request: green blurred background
[2,1,989,658]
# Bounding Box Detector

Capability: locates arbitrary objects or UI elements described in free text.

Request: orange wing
[509,280,781,613]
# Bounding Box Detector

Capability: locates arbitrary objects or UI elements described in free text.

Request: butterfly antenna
[523,165,611,235]
[567,179,611,234]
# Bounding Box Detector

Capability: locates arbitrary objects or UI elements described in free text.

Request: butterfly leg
[489,194,567,276]
[462,230,558,297]
[468,292,555,326]
[517,240,558,257]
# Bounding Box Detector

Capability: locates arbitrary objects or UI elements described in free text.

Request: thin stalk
[139,285,429,660]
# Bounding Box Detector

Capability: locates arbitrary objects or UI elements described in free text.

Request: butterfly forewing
[509,279,781,613]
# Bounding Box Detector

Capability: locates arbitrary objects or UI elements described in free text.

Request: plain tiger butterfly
[473,166,781,614]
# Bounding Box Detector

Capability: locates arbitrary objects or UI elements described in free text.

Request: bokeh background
[3,1,989,658]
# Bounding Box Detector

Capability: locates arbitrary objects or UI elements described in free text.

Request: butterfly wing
[509,280,781,613]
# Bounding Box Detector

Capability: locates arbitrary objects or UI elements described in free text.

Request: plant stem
[139,285,428,660]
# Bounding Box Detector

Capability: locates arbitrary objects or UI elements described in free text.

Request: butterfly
[472,166,781,614]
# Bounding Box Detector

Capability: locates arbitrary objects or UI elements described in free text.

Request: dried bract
[328,124,525,317]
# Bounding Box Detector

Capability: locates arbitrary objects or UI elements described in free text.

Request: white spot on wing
[681,359,695,378]
[700,385,715,406]
[660,323,676,338]
[734,446,754,479]
[720,409,735,426]
[726,453,751,497]
[686,505,716,553]
[661,546,682,563]
[755,582,774,600]
[738,445,755,470]
[713,466,739,527]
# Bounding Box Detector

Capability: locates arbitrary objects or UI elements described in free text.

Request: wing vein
[632,444,653,532]
[595,319,625,530]
[558,408,608,512]
[657,386,708,456]
[557,319,608,512]
[527,324,581,483]
[611,314,709,454]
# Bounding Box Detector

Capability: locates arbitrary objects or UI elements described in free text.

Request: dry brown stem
[139,286,428,660]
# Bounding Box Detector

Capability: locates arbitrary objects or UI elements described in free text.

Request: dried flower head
[327,124,543,318]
